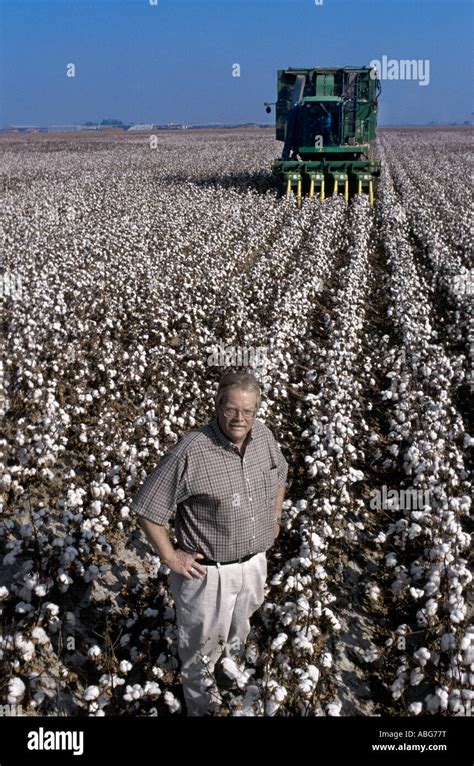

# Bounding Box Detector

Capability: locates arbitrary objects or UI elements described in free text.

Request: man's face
[217,387,257,445]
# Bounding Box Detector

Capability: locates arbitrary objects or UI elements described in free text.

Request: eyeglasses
[220,406,257,419]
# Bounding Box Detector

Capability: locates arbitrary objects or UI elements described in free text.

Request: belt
[199,552,257,566]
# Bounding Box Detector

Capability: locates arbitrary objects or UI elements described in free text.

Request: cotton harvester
[265,66,381,205]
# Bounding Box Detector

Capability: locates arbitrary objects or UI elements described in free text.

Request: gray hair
[215,371,261,409]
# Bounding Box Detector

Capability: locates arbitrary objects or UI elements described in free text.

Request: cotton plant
[1,128,471,717]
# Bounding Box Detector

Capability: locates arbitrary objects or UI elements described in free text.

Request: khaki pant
[170,552,267,716]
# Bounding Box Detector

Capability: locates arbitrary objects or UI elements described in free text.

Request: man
[131,371,288,716]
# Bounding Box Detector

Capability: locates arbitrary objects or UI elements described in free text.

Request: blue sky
[0,0,472,127]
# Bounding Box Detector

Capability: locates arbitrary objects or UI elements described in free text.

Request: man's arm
[138,517,206,579]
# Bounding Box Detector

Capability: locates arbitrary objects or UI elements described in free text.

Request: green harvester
[265,66,381,205]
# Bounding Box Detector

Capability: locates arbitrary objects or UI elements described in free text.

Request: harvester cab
[266,66,381,205]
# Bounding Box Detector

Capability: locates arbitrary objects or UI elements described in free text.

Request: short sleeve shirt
[131,416,288,562]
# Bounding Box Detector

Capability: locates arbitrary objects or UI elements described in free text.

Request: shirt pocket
[262,465,279,512]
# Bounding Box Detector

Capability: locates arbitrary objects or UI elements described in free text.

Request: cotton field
[1,127,472,718]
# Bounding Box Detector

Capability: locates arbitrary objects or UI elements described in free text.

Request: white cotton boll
[436,688,449,711]
[310,533,325,550]
[298,679,314,696]
[364,649,379,663]
[414,647,430,666]
[327,701,342,716]
[83,686,100,701]
[151,666,164,679]
[35,585,47,598]
[391,676,406,700]
[271,633,288,651]
[144,681,161,697]
[385,553,397,567]
[441,633,455,651]
[31,627,50,646]
[366,584,381,602]
[424,599,438,616]
[120,506,130,518]
[88,645,102,659]
[14,634,35,661]
[265,683,287,714]
[0,586,9,600]
[313,565,327,579]
[408,702,423,715]
[119,660,133,674]
[7,677,25,703]
[58,573,73,591]
[425,694,440,714]
[410,668,424,686]
[321,652,332,668]
[410,587,425,600]
[460,635,473,652]
[44,602,59,616]
[408,523,422,540]
[220,658,247,685]
[123,684,143,701]
[307,665,320,684]
[163,690,181,713]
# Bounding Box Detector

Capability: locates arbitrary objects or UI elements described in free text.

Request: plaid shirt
[131,416,288,562]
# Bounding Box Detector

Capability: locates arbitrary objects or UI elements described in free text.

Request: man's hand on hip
[166,549,207,580]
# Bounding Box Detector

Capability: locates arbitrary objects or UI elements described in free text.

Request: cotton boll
[7,677,26,703]
[410,668,424,686]
[83,686,100,701]
[413,647,430,666]
[321,652,333,668]
[31,627,50,646]
[271,633,288,652]
[163,690,181,713]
